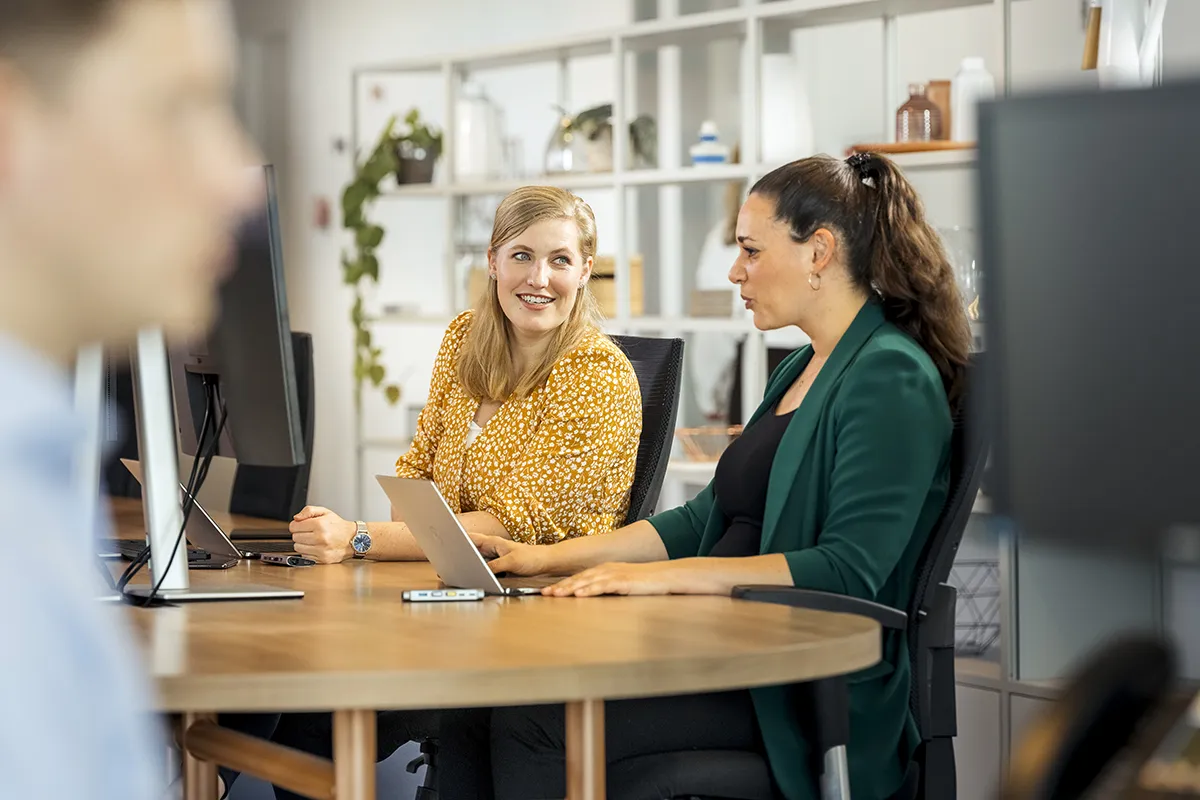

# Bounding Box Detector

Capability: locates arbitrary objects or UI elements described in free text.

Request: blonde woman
[289,185,642,561]
[245,187,643,800]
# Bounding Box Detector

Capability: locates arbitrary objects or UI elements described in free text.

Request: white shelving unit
[350,0,1014,513]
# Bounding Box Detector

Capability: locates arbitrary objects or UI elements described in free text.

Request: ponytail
[751,154,971,410]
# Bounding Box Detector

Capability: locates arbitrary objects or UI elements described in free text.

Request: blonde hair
[457,186,604,401]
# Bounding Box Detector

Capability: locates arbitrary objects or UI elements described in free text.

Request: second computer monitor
[172,164,304,469]
[978,80,1200,557]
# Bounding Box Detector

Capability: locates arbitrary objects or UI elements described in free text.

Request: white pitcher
[1098,0,1168,88]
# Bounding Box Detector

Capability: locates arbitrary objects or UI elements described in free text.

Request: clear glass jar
[896,83,943,143]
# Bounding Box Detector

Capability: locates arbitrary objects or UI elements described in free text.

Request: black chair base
[406,738,438,800]
[609,750,776,800]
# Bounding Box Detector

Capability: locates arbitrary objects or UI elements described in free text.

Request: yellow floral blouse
[395,311,643,545]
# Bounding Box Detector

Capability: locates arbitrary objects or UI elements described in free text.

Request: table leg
[182,712,218,800]
[565,699,605,800]
[333,709,376,800]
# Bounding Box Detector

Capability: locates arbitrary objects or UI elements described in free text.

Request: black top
[710,406,795,557]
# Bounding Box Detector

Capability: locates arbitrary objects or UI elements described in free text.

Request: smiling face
[730,192,838,331]
[489,217,593,344]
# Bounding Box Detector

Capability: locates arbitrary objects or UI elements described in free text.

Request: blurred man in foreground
[0,1,256,797]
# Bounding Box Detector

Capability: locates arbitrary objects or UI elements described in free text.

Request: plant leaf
[385,385,402,405]
[361,253,380,281]
[369,364,385,386]
[341,180,370,226]
[356,224,385,249]
[356,328,371,349]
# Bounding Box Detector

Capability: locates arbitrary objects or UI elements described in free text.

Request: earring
[808,271,822,291]
[488,273,496,281]
[579,280,587,288]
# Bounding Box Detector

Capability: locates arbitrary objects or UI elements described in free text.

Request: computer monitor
[977,79,1200,558]
[171,164,305,469]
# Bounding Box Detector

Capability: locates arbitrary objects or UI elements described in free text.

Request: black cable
[116,384,213,591]
[137,381,226,606]
[122,378,226,604]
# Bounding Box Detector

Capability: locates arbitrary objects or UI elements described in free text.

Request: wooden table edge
[150,613,881,712]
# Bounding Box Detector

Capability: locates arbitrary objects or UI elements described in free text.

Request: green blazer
[650,301,952,800]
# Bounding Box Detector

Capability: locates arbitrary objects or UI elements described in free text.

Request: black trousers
[219,709,440,800]
[438,691,764,800]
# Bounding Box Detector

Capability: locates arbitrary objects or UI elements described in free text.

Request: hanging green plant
[341,115,403,407]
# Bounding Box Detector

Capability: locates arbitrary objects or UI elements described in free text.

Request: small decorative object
[544,108,582,174]
[896,83,942,143]
[926,80,952,141]
[544,104,657,174]
[456,82,505,180]
[948,559,1001,655]
[340,116,403,406]
[393,108,442,185]
[950,59,995,141]
[690,120,730,165]
[675,426,743,462]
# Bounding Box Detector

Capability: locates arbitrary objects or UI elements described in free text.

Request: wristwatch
[351,520,371,558]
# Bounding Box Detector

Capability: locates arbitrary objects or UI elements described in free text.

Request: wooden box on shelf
[691,289,736,318]
[466,254,644,317]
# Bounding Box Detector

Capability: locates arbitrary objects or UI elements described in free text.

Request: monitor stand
[122,584,303,602]
[129,328,302,604]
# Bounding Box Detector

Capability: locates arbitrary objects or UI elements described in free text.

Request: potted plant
[341,116,403,407]
[393,107,442,185]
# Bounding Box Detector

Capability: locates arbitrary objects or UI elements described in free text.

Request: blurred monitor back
[977,80,1200,558]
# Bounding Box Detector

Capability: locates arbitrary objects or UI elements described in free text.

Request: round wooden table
[114,499,881,800]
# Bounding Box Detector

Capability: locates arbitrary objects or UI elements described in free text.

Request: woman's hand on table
[541,561,687,597]
[289,506,356,564]
[540,555,795,597]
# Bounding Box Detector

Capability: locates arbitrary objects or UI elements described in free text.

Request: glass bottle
[896,83,942,143]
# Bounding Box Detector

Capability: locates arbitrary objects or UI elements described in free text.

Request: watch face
[352,531,371,554]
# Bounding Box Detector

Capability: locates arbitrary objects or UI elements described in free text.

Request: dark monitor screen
[172,164,304,469]
[977,80,1200,557]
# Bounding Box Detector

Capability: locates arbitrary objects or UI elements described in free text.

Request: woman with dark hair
[454,152,972,800]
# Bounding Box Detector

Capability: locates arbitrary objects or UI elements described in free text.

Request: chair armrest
[732,586,908,631]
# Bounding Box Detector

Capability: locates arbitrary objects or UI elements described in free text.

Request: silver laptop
[121,459,296,560]
[376,476,546,596]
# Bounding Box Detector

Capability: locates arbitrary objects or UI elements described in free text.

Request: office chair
[610,355,988,800]
[229,332,315,520]
[407,333,686,799]
[610,334,685,523]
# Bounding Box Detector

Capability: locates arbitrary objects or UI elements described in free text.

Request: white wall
[233,0,1200,522]
[233,0,632,521]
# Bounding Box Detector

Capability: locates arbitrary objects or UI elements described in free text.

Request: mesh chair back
[610,335,685,524]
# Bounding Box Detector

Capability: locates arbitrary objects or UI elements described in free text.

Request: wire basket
[948,558,1001,656]
[675,426,743,462]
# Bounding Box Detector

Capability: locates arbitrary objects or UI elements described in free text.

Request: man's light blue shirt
[0,333,164,799]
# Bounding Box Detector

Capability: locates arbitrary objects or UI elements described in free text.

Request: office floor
[227,741,423,799]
